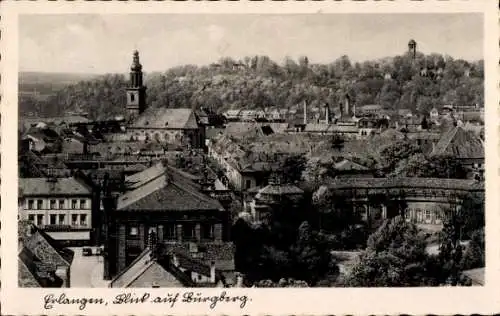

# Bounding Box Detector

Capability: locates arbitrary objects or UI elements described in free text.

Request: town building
[431,126,484,178]
[18,177,96,246]
[109,237,230,288]
[315,177,484,229]
[102,163,234,281]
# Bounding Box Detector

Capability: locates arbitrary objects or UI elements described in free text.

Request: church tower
[408,39,417,59]
[126,50,147,118]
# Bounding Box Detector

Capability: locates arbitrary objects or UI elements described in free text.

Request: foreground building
[18,177,96,246]
[103,163,235,281]
[315,177,484,229]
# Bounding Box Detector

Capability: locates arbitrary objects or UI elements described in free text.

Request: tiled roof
[431,126,484,159]
[21,116,90,129]
[358,104,383,112]
[111,244,235,288]
[117,172,223,212]
[324,177,484,192]
[334,159,369,171]
[131,108,198,129]
[19,177,92,196]
[125,163,165,190]
[257,184,304,196]
[305,124,329,133]
[19,246,63,288]
[165,242,235,271]
[19,221,74,269]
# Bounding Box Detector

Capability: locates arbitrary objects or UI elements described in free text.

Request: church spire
[126,50,147,117]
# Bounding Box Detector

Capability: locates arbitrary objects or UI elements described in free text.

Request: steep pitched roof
[131,108,198,129]
[431,126,484,159]
[125,162,165,190]
[19,177,92,196]
[109,248,192,288]
[19,221,74,269]
[117,170,223,212]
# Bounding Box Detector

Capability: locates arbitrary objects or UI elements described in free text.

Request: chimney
[303,100,307,125]
[325,104,330,125]
[210,261,216,283]
[55,266,70,288]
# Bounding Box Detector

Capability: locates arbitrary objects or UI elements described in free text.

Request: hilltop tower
[408,39,417,59]
[126,50,147,118]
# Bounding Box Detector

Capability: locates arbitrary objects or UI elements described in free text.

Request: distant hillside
[19,72,102,101]
[20,71,100,86]
[19,54,484,119]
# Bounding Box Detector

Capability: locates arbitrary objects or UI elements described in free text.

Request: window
[59,200,65,209]
[425,210,431,220]
[27,200,34,210]
[80,199,87,209]
[36,215,44,226]
[245,179,252,189]
[28,215,34,222]
[72,214,78,226]
[50,200,57,209]
[59,214,65,225]
[80,214,87,226]
[37,200,43,210]
[130,93,135,102]
[72,200,77,209]
[164,224,176,240]
[129,226,138,236]
[50,214,57,225]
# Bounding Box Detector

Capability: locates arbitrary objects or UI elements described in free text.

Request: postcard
[1,0,499,315]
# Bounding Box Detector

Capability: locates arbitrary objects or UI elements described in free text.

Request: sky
[19,14,483,74]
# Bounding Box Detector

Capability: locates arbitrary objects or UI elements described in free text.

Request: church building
[124,50,205,149]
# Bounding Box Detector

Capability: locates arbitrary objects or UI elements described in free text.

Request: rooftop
[19,177,92,196]
[431,126,484,159]
[131,108,198,130]
[117,166,223,212]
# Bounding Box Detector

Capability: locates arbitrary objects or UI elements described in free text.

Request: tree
[343,216,435,287]
[280,153,307,184]
[437,213,465,285]
[378,140,421,174]
[392,153,468,179]
[460,228,485,271]
[290,221,339,285]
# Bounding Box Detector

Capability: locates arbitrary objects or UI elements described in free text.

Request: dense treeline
[20,53,483,119]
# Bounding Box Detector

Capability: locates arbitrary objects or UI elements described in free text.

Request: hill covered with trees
[19,52,483,119]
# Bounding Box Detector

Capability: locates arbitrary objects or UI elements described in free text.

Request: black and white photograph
[15,12,488,289]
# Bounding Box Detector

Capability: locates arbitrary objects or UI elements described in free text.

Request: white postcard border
[1,1,499,315]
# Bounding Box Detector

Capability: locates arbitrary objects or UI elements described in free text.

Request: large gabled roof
[131,108,198,130]
[117,166,223,212]
[431,126,484,159]
[19,221,74,269]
